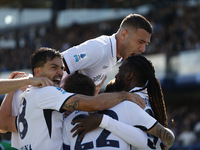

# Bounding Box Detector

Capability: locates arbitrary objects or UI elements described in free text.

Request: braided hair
[125,55,168,127]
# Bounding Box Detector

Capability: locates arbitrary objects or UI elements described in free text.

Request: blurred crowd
[0,2,200,149]
[168,105,200,149]
[1,3,200,72]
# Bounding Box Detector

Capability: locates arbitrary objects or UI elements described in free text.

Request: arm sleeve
[36,86,75,111]
[99,115,148,148]
[62,40,104,74]
[124,101,157,130]
[99,101,157,148]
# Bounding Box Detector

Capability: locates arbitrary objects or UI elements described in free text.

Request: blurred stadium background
[0,0,200,149]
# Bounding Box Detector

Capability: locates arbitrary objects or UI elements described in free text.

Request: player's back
[63,111,130,150]
[61,34,117,86]
[17,86,65,150]
[63,100,153,150]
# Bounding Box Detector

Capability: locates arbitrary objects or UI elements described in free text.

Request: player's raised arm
[61,91,145,112]
[0,72,54,95]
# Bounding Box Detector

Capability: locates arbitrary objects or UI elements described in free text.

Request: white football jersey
[62,34,117,85]
[11,89,23,149]
[16,86,75,150]
[130,88,162,150]
[62,100,157,150]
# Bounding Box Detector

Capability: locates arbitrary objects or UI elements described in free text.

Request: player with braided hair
[104,55,167,127]
[66,55,174,150]
[114,55,168,149]
[104,55,168,149]
[120,55,167,127]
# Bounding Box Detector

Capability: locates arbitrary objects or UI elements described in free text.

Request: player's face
[121,28,151,60]
[36,57,64,87]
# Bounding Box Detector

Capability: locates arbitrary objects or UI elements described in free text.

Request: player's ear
[34,67,41,76]
[120,29,128,41]
[126,72,134,81]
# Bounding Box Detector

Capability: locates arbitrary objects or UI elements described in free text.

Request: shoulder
[122,100,145,114]
[33,86,71,99]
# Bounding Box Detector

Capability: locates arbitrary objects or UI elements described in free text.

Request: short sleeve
[124,101,157,130]
[35,86,75,111]
[62,40,104,74]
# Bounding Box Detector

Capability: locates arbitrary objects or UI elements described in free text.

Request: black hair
[104,78,118,93]
[63,71,95,96]
[30,47,62,75]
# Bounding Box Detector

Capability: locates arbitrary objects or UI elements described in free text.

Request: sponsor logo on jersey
[102,65,108,69]
[56,87,66,94]
[93,74,105,82]
[73,53,87,62]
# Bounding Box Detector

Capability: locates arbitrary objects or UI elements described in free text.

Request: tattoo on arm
[155,123,173,145]
[63,100,80,111]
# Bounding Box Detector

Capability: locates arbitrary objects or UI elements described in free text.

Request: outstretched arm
[0,71,54,95]
[99,115,174,149]
[0,72,54,133]
[71,113,148,147]
[71,102,175,149]
[62,92,145,112]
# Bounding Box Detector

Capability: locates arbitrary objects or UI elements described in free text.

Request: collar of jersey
[110,34,117,58]
[129,87,147,94]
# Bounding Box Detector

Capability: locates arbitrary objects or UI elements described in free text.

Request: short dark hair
[120,14,152,34]
[63,71,95,96]
[104,78,120,93]
[31,47,62,75]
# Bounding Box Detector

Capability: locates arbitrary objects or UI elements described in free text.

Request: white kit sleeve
[99,101,157,148]
[62,40,104,74]
[36,86,75,111]
[99,114,148,148]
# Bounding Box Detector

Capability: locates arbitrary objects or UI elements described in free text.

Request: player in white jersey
[0,71,54,149]
[61,72,150,150]
[0,47,145,149]
[62,71,174,150]
[70,55,174,150]
[63,102,157,150]
[61,14,153,95]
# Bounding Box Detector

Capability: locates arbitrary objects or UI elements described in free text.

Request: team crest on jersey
[56,87,66,94]
[73,53,87,62]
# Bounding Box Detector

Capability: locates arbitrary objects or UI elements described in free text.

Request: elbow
[167,132,175,147]
[0,129,8,134]
[163,130,175,148]
[0,121,8,133]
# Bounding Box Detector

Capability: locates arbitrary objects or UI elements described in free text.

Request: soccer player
[0,47,144,150]
[0,72,54,95]
[69,55,174,149]
[61,13,153,95]
[62,68,175,150]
